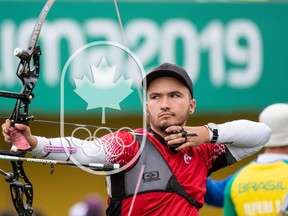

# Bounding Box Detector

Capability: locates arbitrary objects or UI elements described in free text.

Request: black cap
[142,63,193,98]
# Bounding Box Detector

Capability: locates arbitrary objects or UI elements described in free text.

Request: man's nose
[160,97,170,111]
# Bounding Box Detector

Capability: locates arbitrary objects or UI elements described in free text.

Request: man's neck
[150,126,166,138]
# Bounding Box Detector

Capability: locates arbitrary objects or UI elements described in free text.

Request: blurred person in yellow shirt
[205,103,288,216]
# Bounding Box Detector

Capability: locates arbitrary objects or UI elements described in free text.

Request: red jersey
[101,128,232,216]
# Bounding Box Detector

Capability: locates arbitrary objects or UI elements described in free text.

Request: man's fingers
[165,126,183,134]
[1,119,29,144]
[165,133,184,144]
[2,119,12,135]
[175,143,190,151]
[5,119,12,127]
[2,130,12,143]
[4,137,12,143]
[2,127,9,135]
[14,123,28,132]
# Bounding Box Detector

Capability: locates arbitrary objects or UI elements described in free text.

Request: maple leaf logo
[73,57,133,124]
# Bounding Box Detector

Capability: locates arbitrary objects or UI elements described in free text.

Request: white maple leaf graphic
[73,57,133,124]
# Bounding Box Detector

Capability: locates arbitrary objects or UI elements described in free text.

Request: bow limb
[0,151,33,216]
[10,0,55,152]
[10,155,33,216]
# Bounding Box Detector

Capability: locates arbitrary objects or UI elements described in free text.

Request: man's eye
[171,93,180,98]
[150,95,159,99]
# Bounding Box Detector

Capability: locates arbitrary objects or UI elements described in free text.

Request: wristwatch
[207,123,219,144]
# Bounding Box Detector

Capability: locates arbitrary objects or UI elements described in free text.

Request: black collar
[148,128,167,147]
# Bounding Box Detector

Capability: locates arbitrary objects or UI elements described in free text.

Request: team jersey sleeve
[197,143,236,175]
[100,130,140,166]
[32,136,106,164]
[200,120,271,173]
[217,120,271,161]
[31,131,140,167]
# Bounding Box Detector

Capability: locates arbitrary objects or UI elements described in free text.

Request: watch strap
[207,123,219,144]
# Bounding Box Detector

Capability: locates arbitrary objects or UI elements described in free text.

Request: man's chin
[158,121,174,131]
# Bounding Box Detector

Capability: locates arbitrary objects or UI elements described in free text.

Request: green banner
[0,1,288,117]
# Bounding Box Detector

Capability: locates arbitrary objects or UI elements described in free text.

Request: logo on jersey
[184,153,192,164]
[143,171,160,183]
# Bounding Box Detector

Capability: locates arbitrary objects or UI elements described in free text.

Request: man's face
[146,77,196,133]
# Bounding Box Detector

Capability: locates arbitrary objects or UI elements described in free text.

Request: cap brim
[142,69,190,93]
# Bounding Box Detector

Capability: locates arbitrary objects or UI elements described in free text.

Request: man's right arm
[217,120,271,161]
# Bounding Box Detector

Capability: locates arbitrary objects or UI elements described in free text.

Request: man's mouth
[159,112,174,118]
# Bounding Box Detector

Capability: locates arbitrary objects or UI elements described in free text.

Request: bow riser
[0,0,55,215]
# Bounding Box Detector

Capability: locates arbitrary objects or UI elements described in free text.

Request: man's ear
[146,102,149,115]
[189,99,196,114]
